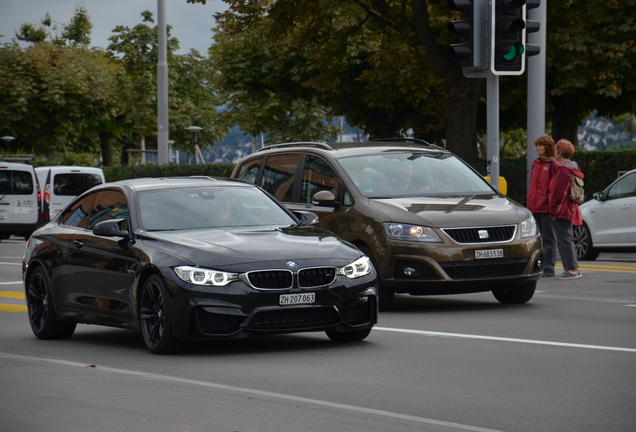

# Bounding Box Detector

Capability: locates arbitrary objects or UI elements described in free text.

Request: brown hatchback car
[232,139,543,310]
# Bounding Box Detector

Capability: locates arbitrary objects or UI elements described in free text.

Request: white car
[573,168,636,260]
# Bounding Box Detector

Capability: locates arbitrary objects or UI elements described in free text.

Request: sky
[0,0,229,54]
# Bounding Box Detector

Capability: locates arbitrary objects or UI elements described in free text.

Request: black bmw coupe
[23,177,377,353]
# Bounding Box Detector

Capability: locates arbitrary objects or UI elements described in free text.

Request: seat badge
[478,229,489,240]
[286,261,298,268]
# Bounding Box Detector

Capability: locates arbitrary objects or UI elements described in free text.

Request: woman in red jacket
[527,135,560,277]
[549,139,584,279]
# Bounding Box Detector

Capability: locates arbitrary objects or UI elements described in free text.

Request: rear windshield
[338,152,494,198]
[0,170,34,195]
[53,173,103,196]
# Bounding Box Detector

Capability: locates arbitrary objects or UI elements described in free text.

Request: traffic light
[491,0,541,75]
[525,0,541,57]
[448,0,488,77]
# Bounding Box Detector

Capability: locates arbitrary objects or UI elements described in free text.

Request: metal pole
[526,2,547,188]
[487,71,500,191]
[157,0,170,165]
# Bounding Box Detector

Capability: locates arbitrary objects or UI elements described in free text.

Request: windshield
[138,186,296,231]
[338,152,494,198]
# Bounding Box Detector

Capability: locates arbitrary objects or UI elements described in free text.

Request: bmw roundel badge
[286,261,298,268]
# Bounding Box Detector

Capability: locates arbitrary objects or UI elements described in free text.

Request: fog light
[404,267,418,277]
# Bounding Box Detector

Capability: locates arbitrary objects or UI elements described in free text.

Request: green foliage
[103,163,236,182]
[0,41,121,156]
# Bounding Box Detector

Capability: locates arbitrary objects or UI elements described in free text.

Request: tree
[195,0,636,161]
[193,0,484,164]
[208,26,341,147]
[0,41,121,161]
[107,11,224,162]
[545,0,636,145]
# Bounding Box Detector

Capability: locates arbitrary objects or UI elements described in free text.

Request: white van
[0,160,40,240]
[35,166,106,221]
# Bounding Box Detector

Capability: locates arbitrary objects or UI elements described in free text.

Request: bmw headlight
[173,266,239,286]
[382,222,442,243]
[519,215,538,238]
[338,256,372,279]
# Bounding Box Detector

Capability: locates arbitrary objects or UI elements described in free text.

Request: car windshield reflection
[139,186,296,231]
[338,152,494,198]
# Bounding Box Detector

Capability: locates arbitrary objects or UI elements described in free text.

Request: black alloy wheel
[140,274,177,354]
[573,223,600,261]
[26,267,76,339]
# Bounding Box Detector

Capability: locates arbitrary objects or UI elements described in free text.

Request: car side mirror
[94,218,130,237]
[292,210,320,226]
[593,192,603,201]
[312,190,337,206]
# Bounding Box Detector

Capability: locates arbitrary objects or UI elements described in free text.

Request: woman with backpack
[549,139,585,280]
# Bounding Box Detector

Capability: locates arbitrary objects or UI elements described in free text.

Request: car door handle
[72,239,84,248]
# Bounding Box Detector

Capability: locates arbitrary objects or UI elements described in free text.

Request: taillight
[45,184,50,204]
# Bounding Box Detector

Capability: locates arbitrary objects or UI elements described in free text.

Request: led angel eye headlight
[173,266,238,286]
[338,256,372,279]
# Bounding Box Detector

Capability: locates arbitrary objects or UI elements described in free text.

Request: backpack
[569,175,584,205]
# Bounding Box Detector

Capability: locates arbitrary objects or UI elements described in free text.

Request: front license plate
[475,249,504,259]
[279,293,315,306]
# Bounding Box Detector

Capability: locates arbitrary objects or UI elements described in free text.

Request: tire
[573,223,600,261]
[139,274,177,354]
[326,326,372,342]
[358,246,394,311]
[492,280,536,304]
[26,267,76,340]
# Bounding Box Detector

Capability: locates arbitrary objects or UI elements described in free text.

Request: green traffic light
[503,43,525,60]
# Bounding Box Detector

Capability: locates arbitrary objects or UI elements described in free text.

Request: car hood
[140,225,359,268]
[368,194,529,227]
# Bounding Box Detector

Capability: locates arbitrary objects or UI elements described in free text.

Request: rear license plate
[475,249,504,259]
[279,293,315,306]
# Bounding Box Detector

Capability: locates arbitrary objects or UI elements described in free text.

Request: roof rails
[368,138,445,151]
[258,142,333,152]
[0,154,35,162]
[188,176,219,181]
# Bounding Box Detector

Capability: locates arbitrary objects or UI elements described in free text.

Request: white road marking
[374,327,636,353]
[1,351,505,432]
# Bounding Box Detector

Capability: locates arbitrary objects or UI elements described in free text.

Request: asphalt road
[1,237,635,432]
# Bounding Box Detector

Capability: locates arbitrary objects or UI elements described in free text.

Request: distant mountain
[578,115,636,151]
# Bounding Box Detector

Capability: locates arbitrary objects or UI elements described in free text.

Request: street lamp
[185,126,202,164]
[1,136,15,153]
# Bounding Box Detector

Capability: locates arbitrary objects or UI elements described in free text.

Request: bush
[103,163,236,182]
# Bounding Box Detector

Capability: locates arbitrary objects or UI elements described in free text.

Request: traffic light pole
[526,1,547,188]
[487,71,500,191]
[157,0,170,165]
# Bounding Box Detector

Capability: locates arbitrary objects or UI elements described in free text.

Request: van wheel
[358,246,394,311]
[492,281,536,304]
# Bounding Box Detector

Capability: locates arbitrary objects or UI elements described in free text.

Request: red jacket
[527,158,559,213]
[549,161,584,225]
